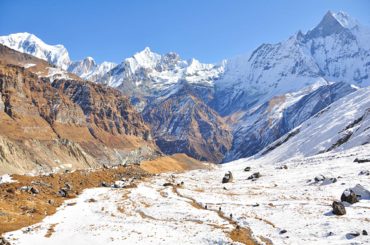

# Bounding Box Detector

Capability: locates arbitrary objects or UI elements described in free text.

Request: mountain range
[0,10,369,168]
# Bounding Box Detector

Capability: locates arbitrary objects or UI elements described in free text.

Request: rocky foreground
[1,146,369,244]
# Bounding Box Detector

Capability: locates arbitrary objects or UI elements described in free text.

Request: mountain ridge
[0,10,369,163]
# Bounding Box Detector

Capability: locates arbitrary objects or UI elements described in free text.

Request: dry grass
[140,153,208,174]
[0,165,150,235]
[44,223,58,238]
[230,227,256,245]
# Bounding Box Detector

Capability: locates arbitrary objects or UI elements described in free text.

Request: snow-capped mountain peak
[128,47,161,71]
[332,11,359,29]
[305,11,361,40]
[0,32,71,70]
[68,56,116,82]
[99,47,224,94]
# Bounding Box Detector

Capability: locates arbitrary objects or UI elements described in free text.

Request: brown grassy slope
[0,165,151,235]
[140,153,210,174]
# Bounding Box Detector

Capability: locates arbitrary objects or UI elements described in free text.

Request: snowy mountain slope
[224,81,357,161]
[214,11,370,116]
[0,32,116,82]
[0,32,71,70]
[259,86,370,162]
[0,43,78,82]
[99,47,224,97]
[215,11,370,161]
[5,144,370,244]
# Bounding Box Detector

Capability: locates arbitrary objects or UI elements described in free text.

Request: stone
[363,230,368,235]
[222,171,233,183]
[30,187,39,194]
[346,232,360,239]
[0,236,11,245]
[314,175,325,182]
[279,229,287,234]
[341,189,359,204]
[113,180,127,188]
[19,186,39,194]
[359,170,370,176]
[244,166,251,172]
[100,182,110,187]
[332,201,346,215]
[58,188,68,197]
[247,172,261,180]
[354,158,370,163]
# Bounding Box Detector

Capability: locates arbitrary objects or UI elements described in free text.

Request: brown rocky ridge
[0,45,160,174]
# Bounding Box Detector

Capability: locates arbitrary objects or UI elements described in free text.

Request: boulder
[58,188,68,197]
[354,158,370,163]
[341,189,359,204]
[163,183,173,187]
[30,187,39,194]
[332,201,346,215]
[222,171,233,183]
[113,180,127,188]
[244,166,251,172]
[346,232,360,239]
[314,175,325,182]
[363,230,368,236]
[247,172,261,180]
[313,175,337,185]
[19,186,39,194]
[279,229,287,234]
[359,170,370,176]
[0,237,10,245]
[100,182,110,187]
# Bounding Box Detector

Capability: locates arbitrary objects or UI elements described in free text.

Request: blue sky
[1,0,369,64]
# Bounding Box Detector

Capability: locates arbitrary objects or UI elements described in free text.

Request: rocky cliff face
[143,83,231,163]
[52,79,152,148]
[0,62,158,174]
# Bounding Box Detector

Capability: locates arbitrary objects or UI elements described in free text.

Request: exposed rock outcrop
[143,83,232,163]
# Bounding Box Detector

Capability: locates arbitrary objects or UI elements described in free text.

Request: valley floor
[3,146,370,244]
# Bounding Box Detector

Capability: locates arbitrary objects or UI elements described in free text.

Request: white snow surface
[0,174,15,184]
[4,145,370,244]
[0,33,71,70]
[260,86,370,162]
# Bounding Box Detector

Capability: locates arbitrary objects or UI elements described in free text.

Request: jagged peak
[331,11,358,29]
[128,47,161,68]
[305,10,356,39]
[134,47,157,57]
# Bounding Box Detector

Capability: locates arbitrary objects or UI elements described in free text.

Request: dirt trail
[170,184,261,245]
